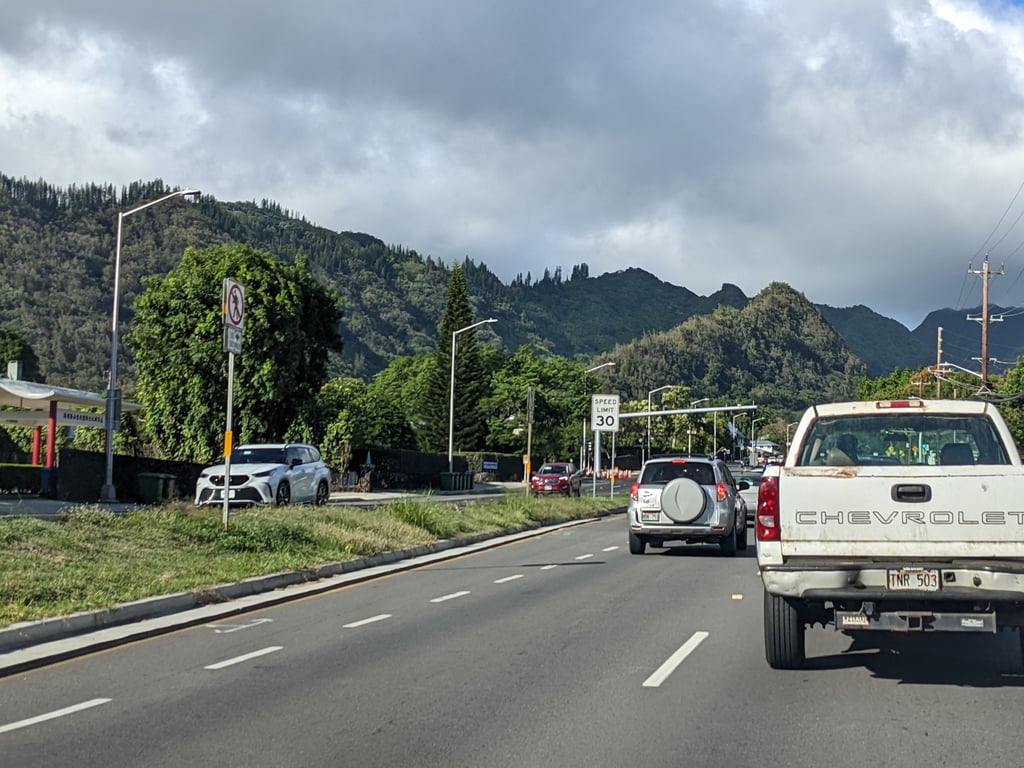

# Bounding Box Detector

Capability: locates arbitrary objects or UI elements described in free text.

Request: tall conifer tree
[421,266,490,456]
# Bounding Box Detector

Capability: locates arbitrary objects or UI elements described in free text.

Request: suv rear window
[641,461,715,486]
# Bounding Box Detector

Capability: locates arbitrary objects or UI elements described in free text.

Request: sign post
[221,278,245,532]
[591,394,620,497]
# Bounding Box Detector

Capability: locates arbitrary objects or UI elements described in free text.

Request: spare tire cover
[660,477,708,524]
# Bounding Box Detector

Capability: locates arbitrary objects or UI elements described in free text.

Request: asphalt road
[3,518,1024,766]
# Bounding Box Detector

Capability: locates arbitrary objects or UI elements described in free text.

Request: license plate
[640,512,660,522]
[887,568,940,591]
[544,486,553,491]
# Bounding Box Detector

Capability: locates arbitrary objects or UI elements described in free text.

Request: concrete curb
[0,509,624,675]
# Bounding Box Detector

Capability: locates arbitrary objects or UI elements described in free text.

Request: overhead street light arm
[102,188,201,503]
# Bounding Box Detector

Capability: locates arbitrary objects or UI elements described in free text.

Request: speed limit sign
[591,394,620,432]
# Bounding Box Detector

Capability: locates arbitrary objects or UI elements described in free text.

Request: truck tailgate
[778,465,1024,558]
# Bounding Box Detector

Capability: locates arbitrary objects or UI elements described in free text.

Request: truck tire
[628,531,647,555]
[764,591,805,669]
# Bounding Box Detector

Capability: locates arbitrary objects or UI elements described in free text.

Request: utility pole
[967,258,1004,390]
[935,326,942,399]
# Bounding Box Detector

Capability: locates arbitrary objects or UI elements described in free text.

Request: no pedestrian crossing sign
[591,394,620,432]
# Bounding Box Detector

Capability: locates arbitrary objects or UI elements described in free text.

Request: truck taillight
[630,481,640,501]
[716,483,727,501]
[756,474,780,541]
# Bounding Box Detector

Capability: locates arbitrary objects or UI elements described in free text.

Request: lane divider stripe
[642,631,710,688]
[0,698,112,734]
[205,646,283,670]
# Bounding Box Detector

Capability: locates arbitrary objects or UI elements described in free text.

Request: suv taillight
[756,474,780,541]
[630,481,640,501]
[716,483,727,502]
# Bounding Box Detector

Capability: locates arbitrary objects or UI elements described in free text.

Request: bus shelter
[0,377,141,470]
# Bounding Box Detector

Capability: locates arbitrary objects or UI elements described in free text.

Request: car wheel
[719,519,737,556]
[275,481,291,507]
[628,531,647,555]
[737,515,749,551]
[764,591,806,669]
[315,480,329,506]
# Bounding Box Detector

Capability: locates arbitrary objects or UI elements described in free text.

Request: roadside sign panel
[223,278,246,330]
[591,394,620,432]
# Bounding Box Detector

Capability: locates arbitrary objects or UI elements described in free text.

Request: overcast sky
[5,1,1024,330]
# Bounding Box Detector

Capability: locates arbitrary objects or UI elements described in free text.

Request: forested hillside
[0,174,1011,399]
[602,283,867,408]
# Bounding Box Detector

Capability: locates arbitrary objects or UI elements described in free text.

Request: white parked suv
[194,443,331,507]
[627,455,749,556]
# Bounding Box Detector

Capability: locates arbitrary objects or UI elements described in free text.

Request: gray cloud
[4,0,1024,330]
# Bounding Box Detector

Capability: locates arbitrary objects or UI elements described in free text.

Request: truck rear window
[796,413,1011,467]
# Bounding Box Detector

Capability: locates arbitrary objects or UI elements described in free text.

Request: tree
[421,266,493,454]
[128,244,343,462]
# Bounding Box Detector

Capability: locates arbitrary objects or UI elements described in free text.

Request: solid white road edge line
[642,631,710,688]
[343,614,393,628]
[0,698,112,734]
[494,575,524,584]
[204,646,283,670]
[430,591,471,603]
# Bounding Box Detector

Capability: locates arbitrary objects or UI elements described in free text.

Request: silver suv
[194,443,331,507]
[627,456,748,556]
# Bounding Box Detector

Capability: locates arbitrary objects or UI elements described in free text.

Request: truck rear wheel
[764,591,805,669]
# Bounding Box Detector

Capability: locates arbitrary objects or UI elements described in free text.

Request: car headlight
[253,469,277,478]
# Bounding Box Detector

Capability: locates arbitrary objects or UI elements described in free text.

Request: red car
[530,462,582,497]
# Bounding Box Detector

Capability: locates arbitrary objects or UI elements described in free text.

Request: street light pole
[646,385,673,462]
[448,318,497,473]
[688,397,709,453]
[102,188,201,503]
[749,417,764,465]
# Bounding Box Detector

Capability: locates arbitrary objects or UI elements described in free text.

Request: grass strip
[0,493,621,627]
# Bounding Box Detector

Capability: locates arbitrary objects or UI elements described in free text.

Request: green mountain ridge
[1,174,1019,396]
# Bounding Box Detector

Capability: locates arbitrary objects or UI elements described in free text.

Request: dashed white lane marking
[642,632,710,688]
[206,618,273,634]
[205,646,283,670]
[343,614,393,628]
[575,554,594,560]
[602,546,619,552]
[431,590,471,603]
[494,575,524,584]
[540,565,558,570]
[0,698,111,734]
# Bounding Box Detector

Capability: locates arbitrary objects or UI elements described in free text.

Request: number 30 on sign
[591,394,620,432]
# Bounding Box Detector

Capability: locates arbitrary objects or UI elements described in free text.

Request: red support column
[46,401,57,469]
[31,427,41,465]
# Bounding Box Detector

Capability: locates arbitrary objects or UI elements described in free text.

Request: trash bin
[137,472,176,503]
[440,471,474,491]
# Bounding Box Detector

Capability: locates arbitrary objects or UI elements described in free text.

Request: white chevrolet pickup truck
[756,398,1024,669]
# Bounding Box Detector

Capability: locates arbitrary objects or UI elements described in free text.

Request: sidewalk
[0,480,527,517]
